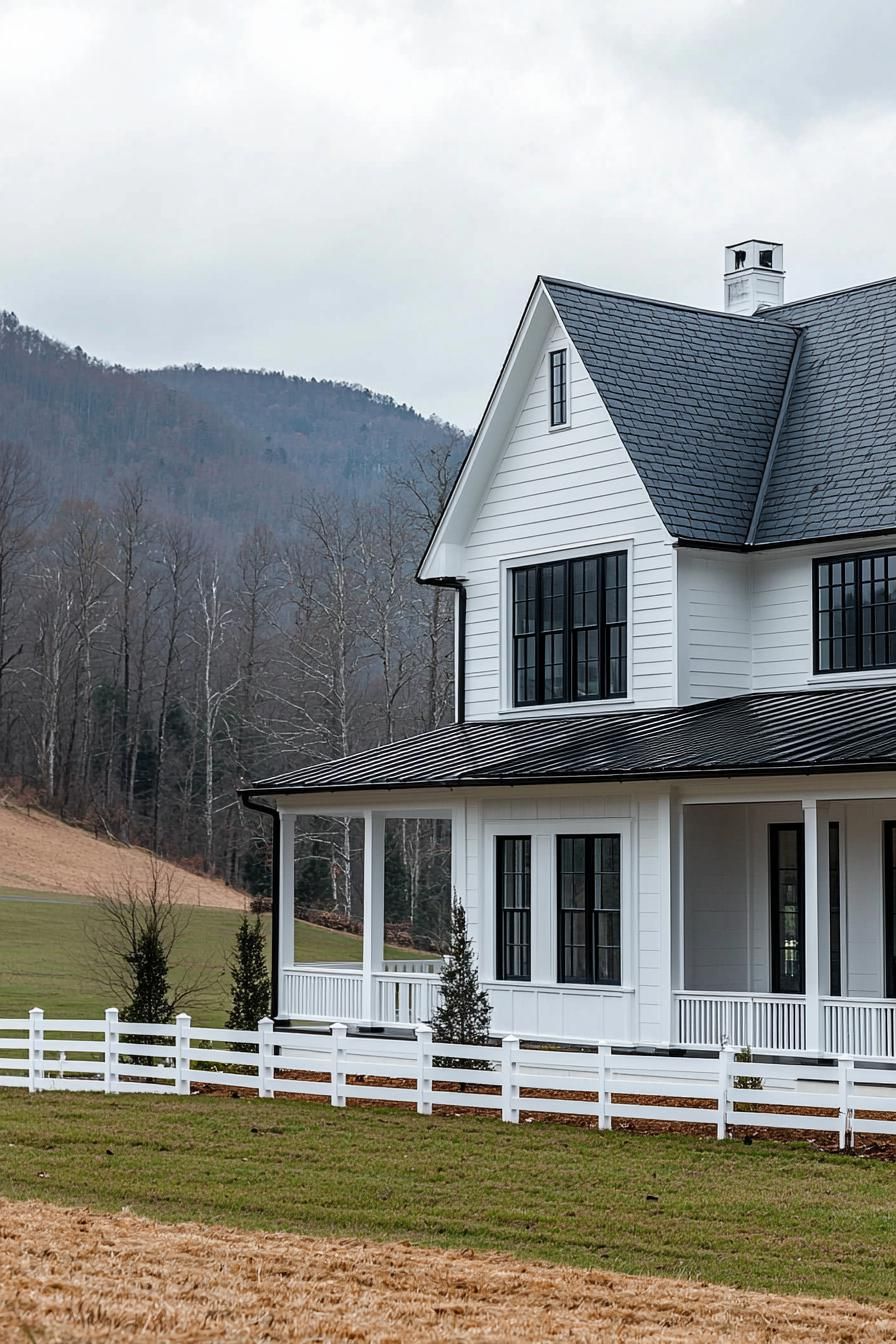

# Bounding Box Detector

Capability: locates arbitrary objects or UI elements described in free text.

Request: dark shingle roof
[542,279,799,545]
[243,687,896,796]
[755,278,896,544]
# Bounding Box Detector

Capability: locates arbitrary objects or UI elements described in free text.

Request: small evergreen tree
[430,900,492,1070]
[226,915,272,1037]
[123,927,173,1023]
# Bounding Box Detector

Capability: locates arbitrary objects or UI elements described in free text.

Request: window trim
[556,833,622,987]
[509,550,628,707]
[548,346,570,430]
[813,547,896,677]
[495,835,532,982]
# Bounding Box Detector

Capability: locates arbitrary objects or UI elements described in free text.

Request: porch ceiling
[243,685,896,797]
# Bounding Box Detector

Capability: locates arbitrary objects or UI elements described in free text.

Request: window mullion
[586,837,595,984]
[598,555,607,700]
[855,553,862,672]
[535,567,544,704]
[564,559,573,703]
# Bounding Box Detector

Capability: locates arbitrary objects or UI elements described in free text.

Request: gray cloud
[2,0,895,429]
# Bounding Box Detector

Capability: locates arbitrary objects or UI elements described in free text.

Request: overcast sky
[2,0,896,429]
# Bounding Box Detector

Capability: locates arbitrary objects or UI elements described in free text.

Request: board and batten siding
[460,322,676,719]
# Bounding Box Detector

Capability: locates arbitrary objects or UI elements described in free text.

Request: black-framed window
[829,821,841,997]
[884,822,896,999]
[815,550,896,674]
[512,553,627,705]
[496,836,531,981]
[769,824,805,995]
[549,348,568,427]
[557,834,621,985]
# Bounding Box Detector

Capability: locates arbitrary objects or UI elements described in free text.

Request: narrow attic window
[549,348,569,428]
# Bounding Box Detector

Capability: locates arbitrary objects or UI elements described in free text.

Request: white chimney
[724,239,785,315]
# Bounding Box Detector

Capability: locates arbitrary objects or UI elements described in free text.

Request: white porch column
[361,811,386,1024]
[657,791,674,1047]
[278,812,296,1015]
[802,799,829,1053]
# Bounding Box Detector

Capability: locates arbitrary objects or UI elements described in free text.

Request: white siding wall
[682,800,891,998]
[750,550,813,692]
[683,805,751,990]
[461,323,676,719]
[841,800,896,999]
[461,789,668,1044]
[677,551,751,703]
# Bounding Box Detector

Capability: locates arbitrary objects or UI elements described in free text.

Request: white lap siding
[677,550,751,703]
[464,790,667,1046]
[461,323,676,720]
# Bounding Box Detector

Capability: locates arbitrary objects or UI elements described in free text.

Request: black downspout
[240,794,281,1021]
[419,576,466,725]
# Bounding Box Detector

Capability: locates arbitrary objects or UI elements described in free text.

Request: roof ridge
[540,275,801,336]
[760,271,896,315]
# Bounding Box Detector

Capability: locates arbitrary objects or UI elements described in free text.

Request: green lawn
[1,1094,896,1302]
[0,894,417,1025]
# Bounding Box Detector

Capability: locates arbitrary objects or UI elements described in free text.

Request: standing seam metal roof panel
[244,687,896,795]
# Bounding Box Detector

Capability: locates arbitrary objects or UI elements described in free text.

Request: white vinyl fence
[4,1008,896,1150]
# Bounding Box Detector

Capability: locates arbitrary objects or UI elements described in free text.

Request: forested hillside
[0,309,465,944]
[0,310,458,532]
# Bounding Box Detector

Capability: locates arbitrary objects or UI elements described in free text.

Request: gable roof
[243,686,896,797]
[421,268,896,568]
[542,279,799,545]
[754,277,896,544]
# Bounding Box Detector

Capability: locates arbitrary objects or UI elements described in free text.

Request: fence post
[330,1022,347,1108]
[104,1009,119,1095]
[501,1034,520,1124]
[415,1023,432,1116]
[837,1055,853,1151]
[28,1008,44,1094]
[597,1041,612,1132]
[175,1013,191,1096]
[717,1045,733,1140]
[258,1017,275,1098]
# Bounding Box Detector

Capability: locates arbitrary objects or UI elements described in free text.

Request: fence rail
[4,1008,896,1149]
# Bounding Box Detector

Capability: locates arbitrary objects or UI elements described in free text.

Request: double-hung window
[549,348,568,427]
[557,835,621,985]
[512,552,627,705]
[496,836,531,981]
[815,550,896,674]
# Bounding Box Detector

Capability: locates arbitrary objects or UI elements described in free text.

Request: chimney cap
[725,240,784,277]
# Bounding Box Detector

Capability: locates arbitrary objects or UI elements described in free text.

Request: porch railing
[675,991,806,1052]
[822,997,896,1057]
[281,963,444,1025]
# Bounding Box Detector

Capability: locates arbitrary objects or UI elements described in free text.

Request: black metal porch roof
[242,686,896,797]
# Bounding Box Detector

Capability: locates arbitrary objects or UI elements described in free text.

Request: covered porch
[673,786,896,1056]
[275,803,454,1030]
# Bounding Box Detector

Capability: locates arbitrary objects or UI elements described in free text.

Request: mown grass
[0,895,416,1024]
[1,1092,896,1301]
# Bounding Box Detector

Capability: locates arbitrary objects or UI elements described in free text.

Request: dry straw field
[2,1197,895,1344]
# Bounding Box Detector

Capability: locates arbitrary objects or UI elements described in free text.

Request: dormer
[724,239,785,315]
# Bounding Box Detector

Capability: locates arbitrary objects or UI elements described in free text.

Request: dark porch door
[770,824,805,995]
[885,822,896,999]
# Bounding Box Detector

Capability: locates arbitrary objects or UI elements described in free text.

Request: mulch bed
[188,1070,896,1160]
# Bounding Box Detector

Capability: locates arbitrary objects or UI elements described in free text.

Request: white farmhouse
[243,241,896,1058]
